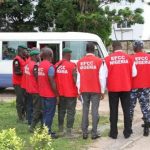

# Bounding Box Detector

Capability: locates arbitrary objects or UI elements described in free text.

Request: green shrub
[0,128,24,150]
[30,126,53,150]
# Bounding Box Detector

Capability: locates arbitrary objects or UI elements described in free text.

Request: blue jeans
[41,97,56,134]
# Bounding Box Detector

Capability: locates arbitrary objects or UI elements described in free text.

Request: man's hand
[100,93,105,100]
[77,95,84,103]
[56,96,59,105]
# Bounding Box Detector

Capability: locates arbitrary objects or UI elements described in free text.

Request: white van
[0,32,108,88]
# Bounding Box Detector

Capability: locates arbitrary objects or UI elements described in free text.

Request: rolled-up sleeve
[48,66,55,77]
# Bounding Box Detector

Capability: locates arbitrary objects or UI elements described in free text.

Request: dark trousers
[26,93,33,125]
[41,97,56,134]
[14,85,24,120]
[58,96,77,129]
[31,94,43,129]
[109,92,132,137]
[81,92,100,136]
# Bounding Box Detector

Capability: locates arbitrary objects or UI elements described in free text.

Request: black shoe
[109,134,117,139]
[141,124,144,127]
[124,134,131,139]
[143,126,149,136]
[142,123,150,128]
[91,134,100,140]
[83,134,88,140]
[51,132,58,139]
[124,129,132,139]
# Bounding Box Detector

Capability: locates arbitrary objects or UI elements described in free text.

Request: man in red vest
[55,48,78,137]
[38,47,58,139]
[130,40,150,136]
[77,42,106,140]
[12,45,27,122]
[21,49,32,125]
[25,48,43,133]
[105,41,137,139]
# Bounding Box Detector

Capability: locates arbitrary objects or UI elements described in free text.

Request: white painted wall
[106,0,144,41]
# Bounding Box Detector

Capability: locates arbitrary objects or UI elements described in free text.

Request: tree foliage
[0,0,34,31]
[0,0,144,45]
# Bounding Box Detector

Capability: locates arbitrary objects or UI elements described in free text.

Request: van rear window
[63,41,103,60]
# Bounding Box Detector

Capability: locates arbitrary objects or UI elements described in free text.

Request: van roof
[0,32,101,41]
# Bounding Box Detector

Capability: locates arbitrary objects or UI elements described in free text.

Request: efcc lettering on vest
[24,65,30,75]
[135,56,150,64]
[110,56,128,65]
[80,61,96,70]
[38,68,45,76]
[57,65,68,74]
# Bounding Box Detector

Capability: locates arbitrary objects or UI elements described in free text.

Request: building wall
[107,0,144,41]
[108,40,150,54]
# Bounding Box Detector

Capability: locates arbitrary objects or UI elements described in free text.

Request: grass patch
[0,101,109,150]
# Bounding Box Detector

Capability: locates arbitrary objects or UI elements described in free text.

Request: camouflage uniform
[130,88,150,123]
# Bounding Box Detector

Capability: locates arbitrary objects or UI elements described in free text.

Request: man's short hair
[112,41,122,50]
[41,47,53,58]
[86,42,95,53]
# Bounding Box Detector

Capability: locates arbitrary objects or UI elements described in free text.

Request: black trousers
[109,92,132,137]
[14,85,24,120]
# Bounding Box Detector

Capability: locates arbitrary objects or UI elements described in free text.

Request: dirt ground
[86,95,150,150]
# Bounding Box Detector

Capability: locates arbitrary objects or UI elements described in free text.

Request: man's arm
[48,66,58,96]
[76,68,80,95]
[33,64,38,81]
[99,62,107,99]
[72,66,77,83]
[132,62,137,77]
[13,59,22,75]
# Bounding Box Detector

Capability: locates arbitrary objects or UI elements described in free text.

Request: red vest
[77,54,102,93]
[26,60,39,94]
[132,52,150,89]
[105,51,133,92]
[12,55,26,85]
[21,57,31,89]
[38,60,56,97]
[55,59,78,97]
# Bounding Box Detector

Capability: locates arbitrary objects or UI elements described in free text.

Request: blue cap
[133,40,144,49]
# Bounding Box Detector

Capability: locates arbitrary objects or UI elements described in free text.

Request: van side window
[63,41,86,60]
[93,42,104,58]
[63,41,103,60]
[2,41,36,60]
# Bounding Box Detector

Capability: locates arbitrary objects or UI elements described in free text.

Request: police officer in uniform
[77,42,106,140]
[105,41,137,139]
[12,45,27,122]
[130,40,150,136]
[55,48,78,137]
[21,49,32,124]
[25,49,43,133]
